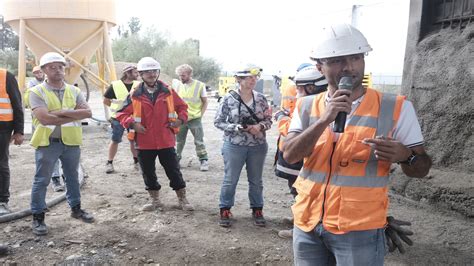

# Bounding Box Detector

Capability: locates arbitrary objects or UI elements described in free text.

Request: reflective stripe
[62,121,82,127]
[276,164,301,176]
[0,109,13,114]
[282,96,296,100]
[134,117,141,122]
[111,99,123,104]
[299,168,326,183]
[348,115,377,128]
[168,113,177,119]
[330,175,389,188]
[0,98,11,103]
[180,80,203,103]
[365,93,397,177]
[309,116,319,125]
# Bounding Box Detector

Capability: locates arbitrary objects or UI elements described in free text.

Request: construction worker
[28,52,94,235]
[116,57,194,212]
[279,63,312,114]
[103,64,140,173]
[0,69,24,216]
[24,67,65,192]
[283,24,431,265]
[274,64,328,239]
[214,65,272,228]
[174,64,209,171]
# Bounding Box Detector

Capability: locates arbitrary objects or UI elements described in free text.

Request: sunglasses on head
[238,68,263,76]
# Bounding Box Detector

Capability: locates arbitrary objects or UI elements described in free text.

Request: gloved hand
[274,109,290,121]
[385,216,414,254]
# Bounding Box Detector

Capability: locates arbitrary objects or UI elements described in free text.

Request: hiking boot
[282,216,294,226]
[176,188,194,211]
[0,202,11,216]
[32,212,48,236]
[219,208,232,227]
[71,204,94,223]
[252,209,266,227]
[141,190,162,211]
[51,176,65,192]
[105,162,114,174]
[278,229,293,239]
[199,160,209,171]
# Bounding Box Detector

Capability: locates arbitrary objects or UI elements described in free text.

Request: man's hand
[363,136,412,163]
[320,89,352,124]
[133,122,146,134]
[244,124,262,136]
[274,109,290,121]
[385,216,414,254]
[10,133,24,145]
[168,119,183,129]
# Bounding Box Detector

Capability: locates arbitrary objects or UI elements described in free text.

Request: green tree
[128,17,141,35]
[1,23,19,51]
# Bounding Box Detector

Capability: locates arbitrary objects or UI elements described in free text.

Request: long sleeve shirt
[0,71,24,135]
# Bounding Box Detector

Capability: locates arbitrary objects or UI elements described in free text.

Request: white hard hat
[235,65,262,77]
[39,52,66,67]
[137,57,161,71]
[310,24,372,59]
[294,65,327,86]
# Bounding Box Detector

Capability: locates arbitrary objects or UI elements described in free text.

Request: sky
[116,0,410,78]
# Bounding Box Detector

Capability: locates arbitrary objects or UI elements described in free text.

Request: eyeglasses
[320,54,364,67]
[237,68,262,77]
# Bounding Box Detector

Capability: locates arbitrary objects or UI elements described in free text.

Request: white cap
[137,57,161,71]
[234,64,263,77]
[310,24,372,59]
[39,52,66,67]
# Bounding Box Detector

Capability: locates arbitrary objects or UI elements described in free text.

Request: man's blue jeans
[31,142,81,214]
[219,142,268,209]
[293,224,386,266]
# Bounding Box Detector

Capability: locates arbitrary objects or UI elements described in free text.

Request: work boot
[199,160,209,171]
[71,204,94,223]
[219,208,232,227]
[176,188,194,211]
[105,162,114,174]
[51,176,65,192]
[282,216,294,226]
[141,190,162,211]
[0,202,11,216]
[252,208,266,227]
[278,229,293,239]
[32,212,48,236]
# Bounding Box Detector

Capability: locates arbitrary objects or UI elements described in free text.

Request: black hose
[0,164,88,223]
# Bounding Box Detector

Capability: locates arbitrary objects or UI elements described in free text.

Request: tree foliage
[112,18,221,87]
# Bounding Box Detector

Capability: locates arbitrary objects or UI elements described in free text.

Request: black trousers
[0,131,12,203]
[138,147,186,191]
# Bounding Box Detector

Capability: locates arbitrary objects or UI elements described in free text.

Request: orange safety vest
[281,83,297,113]
[292,88,405,234]
[0,69,14,121]
[127,93,179,141]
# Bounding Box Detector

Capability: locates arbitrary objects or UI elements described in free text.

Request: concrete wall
[402,0,474,172]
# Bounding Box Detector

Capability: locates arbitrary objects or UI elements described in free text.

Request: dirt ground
[1,96,473,265]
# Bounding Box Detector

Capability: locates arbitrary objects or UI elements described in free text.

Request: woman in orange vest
[116,57,194,212]
[283,24,432,265]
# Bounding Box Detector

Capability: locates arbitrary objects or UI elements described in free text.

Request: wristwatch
[399,151,418,166]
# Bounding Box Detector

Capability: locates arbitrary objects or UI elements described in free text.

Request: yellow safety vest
[30,84,83,148]
[0,69,14,121]
[109,80,140,118]
[177,80,204,120]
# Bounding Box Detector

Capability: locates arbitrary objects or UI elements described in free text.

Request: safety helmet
[32,66,42,73]
[137,57,161,71]
[235,65,263,77]
[296,63,312,72]
[294,65,327,86]
[122,64,137,73]
[39,52,66,67]
[309,24,372,60]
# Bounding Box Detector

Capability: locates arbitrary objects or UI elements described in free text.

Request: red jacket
[116,80,188,150]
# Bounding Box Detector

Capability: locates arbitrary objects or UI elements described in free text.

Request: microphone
[333,76,353,133]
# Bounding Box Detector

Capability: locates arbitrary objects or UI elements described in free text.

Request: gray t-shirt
[29,81,86,138]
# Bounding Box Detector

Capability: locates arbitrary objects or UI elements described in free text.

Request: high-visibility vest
[177,80,204,120]
[109,80,140,118]
[29,84,83,148]
[280,82,297,113]
[0,69,14,121]
[127,92,179,141]
[292,88,405,234]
